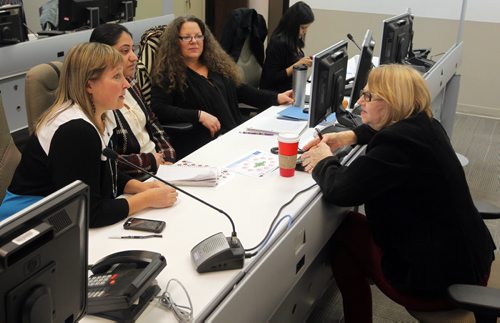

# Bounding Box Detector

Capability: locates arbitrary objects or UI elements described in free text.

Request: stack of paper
[156,165,218,187]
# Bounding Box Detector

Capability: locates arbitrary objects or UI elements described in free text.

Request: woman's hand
[303,130,357,152]
[295,56,313,68]
[143,185,178,208]
[153,152,165,167]
[199,110,221,137]
[277,90,294,105]
[300,130,357,173]
[300,142,333,173]
[286,56,313,76]
[125,180,178,215]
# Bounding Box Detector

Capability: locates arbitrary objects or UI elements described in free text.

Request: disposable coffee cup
[292,64,308,109]
[278,133,300,177]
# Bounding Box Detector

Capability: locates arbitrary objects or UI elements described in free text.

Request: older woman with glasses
[300,64,495,322]
[151,15,294,159]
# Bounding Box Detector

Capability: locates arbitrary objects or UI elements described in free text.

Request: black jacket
[260,34,304,92]
[219,8,267,66]
[313,112,495,296]
[151,68,277,158]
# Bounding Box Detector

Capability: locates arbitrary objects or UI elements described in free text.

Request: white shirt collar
[38,102,116,161]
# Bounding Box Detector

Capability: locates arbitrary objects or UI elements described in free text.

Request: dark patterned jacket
[111,79,176,177]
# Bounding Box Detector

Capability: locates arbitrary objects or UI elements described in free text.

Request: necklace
[108,141,117,198]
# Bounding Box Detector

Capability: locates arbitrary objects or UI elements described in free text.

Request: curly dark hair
[152,15,242,93]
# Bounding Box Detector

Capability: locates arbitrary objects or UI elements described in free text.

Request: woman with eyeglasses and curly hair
[151,15,294,159]
[301,64,495,322]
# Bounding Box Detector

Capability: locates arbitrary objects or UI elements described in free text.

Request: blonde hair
[35,42,123,133]
[152,15,242,93]
[367,64,432,128]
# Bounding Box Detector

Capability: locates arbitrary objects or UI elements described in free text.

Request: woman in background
[151,15,293,158]
[260,1,315,92]
[0,43,177,227]
[90,23,176,177]
[301,64,495,322]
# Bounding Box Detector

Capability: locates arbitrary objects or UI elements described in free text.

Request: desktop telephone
[87,250,166,322]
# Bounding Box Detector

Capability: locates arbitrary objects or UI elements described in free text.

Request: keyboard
[321,123,351,134]
[37,30,66,37]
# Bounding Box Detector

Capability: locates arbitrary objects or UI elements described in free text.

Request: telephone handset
[86,250,167,322]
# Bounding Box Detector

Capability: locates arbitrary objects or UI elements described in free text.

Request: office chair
[401,204,500,323]
[0,96,21,204]
[24,60,62,134]
[136,24,165,108]
[136,24,193,133]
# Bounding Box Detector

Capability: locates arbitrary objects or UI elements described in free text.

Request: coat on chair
[219,8,267,67]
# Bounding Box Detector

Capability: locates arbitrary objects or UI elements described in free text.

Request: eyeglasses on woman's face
[359,90,382,103]
[178,34,204,43]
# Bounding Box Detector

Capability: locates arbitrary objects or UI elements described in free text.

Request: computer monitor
[349,29,375,111]
[379,12,413,65]
[0,181,89,323]
[58,0,108,31]
[308,40,348,128]
[106,0,137,22]
[0,4,26,47]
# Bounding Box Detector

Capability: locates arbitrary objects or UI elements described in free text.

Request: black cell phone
[123,217,166,233]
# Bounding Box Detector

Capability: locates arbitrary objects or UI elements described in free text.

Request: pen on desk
[239,131,275,136]
[109,234,163,239]
[315,128,323,140]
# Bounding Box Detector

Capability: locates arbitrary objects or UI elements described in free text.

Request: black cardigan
[312,112,495,296]
[260,34,304,92]
[151,68,277,158]
[9,120,130,228]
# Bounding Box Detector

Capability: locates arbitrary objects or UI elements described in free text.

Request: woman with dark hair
[90,23,176,177]
[300,64,495,322]
[260,1,315,92]
[151,15,293,158]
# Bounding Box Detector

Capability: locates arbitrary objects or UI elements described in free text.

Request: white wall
[292,0,499,23]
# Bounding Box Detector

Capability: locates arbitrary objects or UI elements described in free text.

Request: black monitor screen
[0,181,88,323]
[308,40,348,128]
[106,0,137,22]
[0,5,26,46]
[58,0,108,31]
[379,12,413,65]
[349,29,375,110]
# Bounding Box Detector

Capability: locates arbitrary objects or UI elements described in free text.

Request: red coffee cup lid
[278,133,300,143]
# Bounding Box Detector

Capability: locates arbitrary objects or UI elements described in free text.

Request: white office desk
[83,106,348,322]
